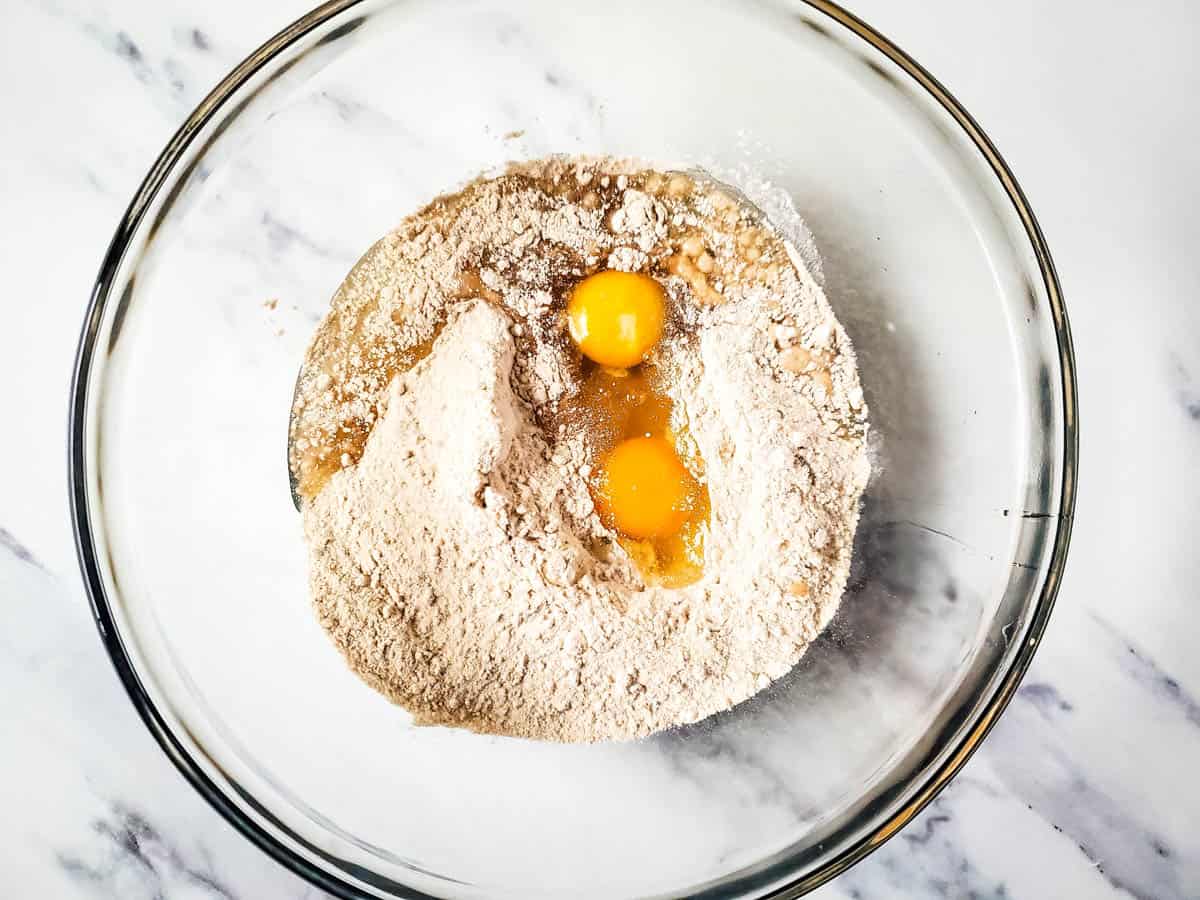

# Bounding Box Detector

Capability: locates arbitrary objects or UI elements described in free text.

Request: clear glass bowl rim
[67,1,1079,897]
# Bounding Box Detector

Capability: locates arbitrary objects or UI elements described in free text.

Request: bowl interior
[75,0,1071,897]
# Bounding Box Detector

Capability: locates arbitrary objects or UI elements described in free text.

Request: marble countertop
[3,0,1198,897]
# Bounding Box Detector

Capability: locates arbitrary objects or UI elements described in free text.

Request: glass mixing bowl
[69,0,1077,897]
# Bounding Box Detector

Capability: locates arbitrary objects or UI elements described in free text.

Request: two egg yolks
[564,271,708,582]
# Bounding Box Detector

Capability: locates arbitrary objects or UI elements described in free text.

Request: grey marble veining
[3,0,1200,897]
[1170,357,1200,423]
[56,802,237,900]
[0,526,48,573]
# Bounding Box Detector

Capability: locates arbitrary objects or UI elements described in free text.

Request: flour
[295,157,870,742]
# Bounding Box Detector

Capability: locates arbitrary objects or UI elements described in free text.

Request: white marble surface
[2,0,1198,897]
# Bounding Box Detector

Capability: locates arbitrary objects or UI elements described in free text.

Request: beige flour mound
[297,157,870,742]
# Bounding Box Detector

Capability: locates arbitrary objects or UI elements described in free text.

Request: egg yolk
[596,436,698,540]
[567,271,666,369]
